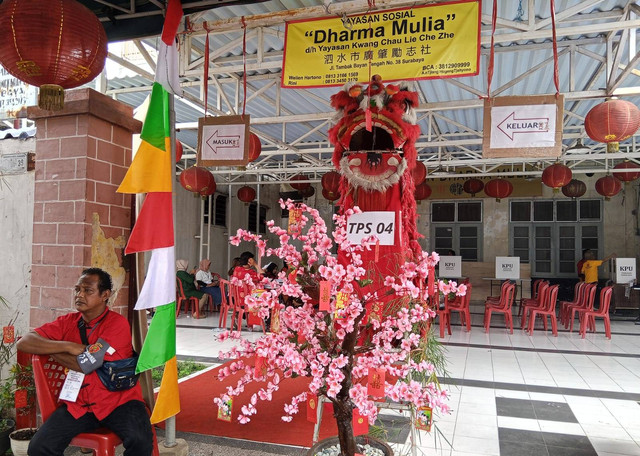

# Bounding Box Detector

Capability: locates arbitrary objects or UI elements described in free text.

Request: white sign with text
[438,256,462,278]
[346,211,396,246]
[495,256,520,279]
[615,258,636,284]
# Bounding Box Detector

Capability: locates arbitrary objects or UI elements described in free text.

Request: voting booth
[495,257,520,279]
[615,258,637,284]
[439,256,462,279]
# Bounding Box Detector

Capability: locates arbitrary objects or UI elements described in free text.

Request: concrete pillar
[27,89,142,326]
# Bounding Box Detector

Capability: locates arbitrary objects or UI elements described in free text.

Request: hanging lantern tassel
[607,142,619,153]
[365,106,372,132]
[428,266,435,297]
[38,84,65,111]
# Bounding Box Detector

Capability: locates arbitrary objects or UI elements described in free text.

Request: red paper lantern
[299,186,315,198]
[411,161,427,185]
[321,171,341,194]
[613,161,640,183]
[322,188,340,201]
[484,179,513,202]
[248,133,261,162]
[542,163,572,192]
[414,182,432,201]
[561,179,587,199]
[175,140,183,163]
[0,0,108,110]
[463,178,484,197]
[585,99,640,151]
[179,166,215,197]
[595,175,622,200]
[237,186,256,203]
[290,175,310,191]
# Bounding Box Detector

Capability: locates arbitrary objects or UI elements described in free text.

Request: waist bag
[95,355,140,392]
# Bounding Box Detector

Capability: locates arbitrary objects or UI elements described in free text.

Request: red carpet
[173,359,338,447]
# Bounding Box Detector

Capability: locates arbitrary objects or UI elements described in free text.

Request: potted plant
[215,200,464,456]
[7,362,37,456]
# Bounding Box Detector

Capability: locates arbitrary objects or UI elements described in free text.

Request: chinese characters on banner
[282,0,480,88]
[288,207,303,235]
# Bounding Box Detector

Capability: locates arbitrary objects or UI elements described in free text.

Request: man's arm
[17,331,86,371]
[603,253,617,262]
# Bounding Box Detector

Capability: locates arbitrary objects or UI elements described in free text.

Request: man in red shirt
[17,268,153,456]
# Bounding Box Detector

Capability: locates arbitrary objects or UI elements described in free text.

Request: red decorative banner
[367,367,386,397]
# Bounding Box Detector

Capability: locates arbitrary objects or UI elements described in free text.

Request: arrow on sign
[497,112,549,141]
[205,130,241,154]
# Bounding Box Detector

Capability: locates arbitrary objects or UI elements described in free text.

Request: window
[430,201,482,261]
[203,194,227,227]
[248,203,267,234]
[508,199,603,277]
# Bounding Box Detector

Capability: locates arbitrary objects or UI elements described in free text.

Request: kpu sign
[495,256,520,279]
[346,211,396,246]
[615,258,636,284]
[197,115,250,166]
[438,256,462,278]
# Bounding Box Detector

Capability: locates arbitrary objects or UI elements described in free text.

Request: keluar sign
[282,0,480,88]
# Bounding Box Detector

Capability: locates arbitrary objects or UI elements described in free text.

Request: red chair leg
[506,312,513,334]
[604,315,611,339]
[551,314,558,336]
[485,309,492,332]
[439,314,445,338]
[464,309,471,331]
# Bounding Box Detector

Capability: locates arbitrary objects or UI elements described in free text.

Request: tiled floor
[173,303,640,455]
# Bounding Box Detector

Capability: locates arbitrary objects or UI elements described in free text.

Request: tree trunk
[334,396,357,456]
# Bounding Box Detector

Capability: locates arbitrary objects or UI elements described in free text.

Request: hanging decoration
[541,163,572,192]
[248,133,262,162]
[613,161,640,183]
[484,178,513,202]
[179,166,215,198]
[175,140,183,163]
[595,175,622,200]
[322,188,340,202]
[411,161,427,185]
[299,186,315,199]
[561,179,586,199]
[321,171,341,195]
[237,185,256,203]
[414,182,432,202]
[584,99,640,152]
[462,178,484,197]
[0,0,108,110]
[290,175,311,191]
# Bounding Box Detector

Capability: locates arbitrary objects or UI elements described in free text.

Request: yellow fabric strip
[150,356,181,424]
[118,140,172,194]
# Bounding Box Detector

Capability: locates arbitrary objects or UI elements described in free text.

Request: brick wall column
[27,89,142,328]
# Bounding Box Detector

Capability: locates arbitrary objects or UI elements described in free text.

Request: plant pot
[0,418,16,455]
[307,435,393,456]
[10,427,38,456]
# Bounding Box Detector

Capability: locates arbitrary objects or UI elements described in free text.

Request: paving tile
[532,400,578,423]
[496,397,536,419]
[499,440,549,456]
[498,427,545,445]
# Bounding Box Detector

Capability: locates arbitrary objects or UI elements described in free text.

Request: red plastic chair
[176,277,198,318]
[447,284,473,332]
[520,282,550,330]
[518,279,545,317]
[483,282,516,333]
[32,355,159,456]
[567,283,597,332]
[217,278,232,328]
[230,283,266,334]
[436,300,451,338]
[560,281,586,327]
[580,285,614,339]
[527,284,559,336]
[486,280,510,304]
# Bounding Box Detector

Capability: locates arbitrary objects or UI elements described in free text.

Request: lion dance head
[328,75,422,259]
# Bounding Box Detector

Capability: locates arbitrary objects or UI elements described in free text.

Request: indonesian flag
[156,0,183,95]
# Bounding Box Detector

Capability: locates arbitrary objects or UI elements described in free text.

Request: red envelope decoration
[14,389,27,409]
[352,408,369,436]
[254,356,266,379]
[367,367,385,398]
[3,326,15,344]
[319,281,331,311]
[306,394,318,423]
[217,398,233,422]
[288,208,303,235]
[415,406,433,431]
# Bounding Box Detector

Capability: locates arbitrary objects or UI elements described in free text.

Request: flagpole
[165,92,178,448]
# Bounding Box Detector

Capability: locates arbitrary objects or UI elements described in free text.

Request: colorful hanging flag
[155,0,183,95]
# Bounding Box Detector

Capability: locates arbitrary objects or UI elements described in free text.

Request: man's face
[74,274,109,317]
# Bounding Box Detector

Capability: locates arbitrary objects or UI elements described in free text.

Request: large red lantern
[248,133,261,162]
[542,163,572,192]
[322,188,340,201]
[561,179,587,199]
[299,186,315,199]
[414,182,432,201]
[463,178,484,197]
[290,175,311,191]
[585,99,640,152]
[613,161,640,183]
[237,186,256,203]
[179,166,215,197]
[0,0,108,110]
[321,171,341,194]
[411,161,427,185]
[175,140,183,163]
[595,175,622,200]
[484,179,513,202]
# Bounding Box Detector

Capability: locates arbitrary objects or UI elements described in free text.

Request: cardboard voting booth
[439,256,462,278]
[615,258,636,284]
[495,257,520,279]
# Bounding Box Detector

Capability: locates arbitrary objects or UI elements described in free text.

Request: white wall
[0,137,35,344]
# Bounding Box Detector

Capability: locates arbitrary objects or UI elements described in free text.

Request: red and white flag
[156,0,183,95]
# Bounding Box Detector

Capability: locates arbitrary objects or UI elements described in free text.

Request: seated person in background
[176,259,208,318]
[195,259,222,310]
[232,251,264,283]
[263,262,279,280]
[16,268,154,456]
[228,257,241,278]
[447,249,456,256]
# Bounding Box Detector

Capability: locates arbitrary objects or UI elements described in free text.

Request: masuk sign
[197,115,250,166]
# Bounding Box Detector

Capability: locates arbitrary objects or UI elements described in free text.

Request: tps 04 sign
[346,211,396,245]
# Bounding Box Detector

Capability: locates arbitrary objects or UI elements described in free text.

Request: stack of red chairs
[526,284,559,336]
[518,279,545,317]
[230,283,266,334]
[447,283,473,332]
[559,281,586,328]
[579,285,614,339]
[175,277,198,318]
[484,282,516,333]
[566,283,597,332]
[520,281,550,330]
